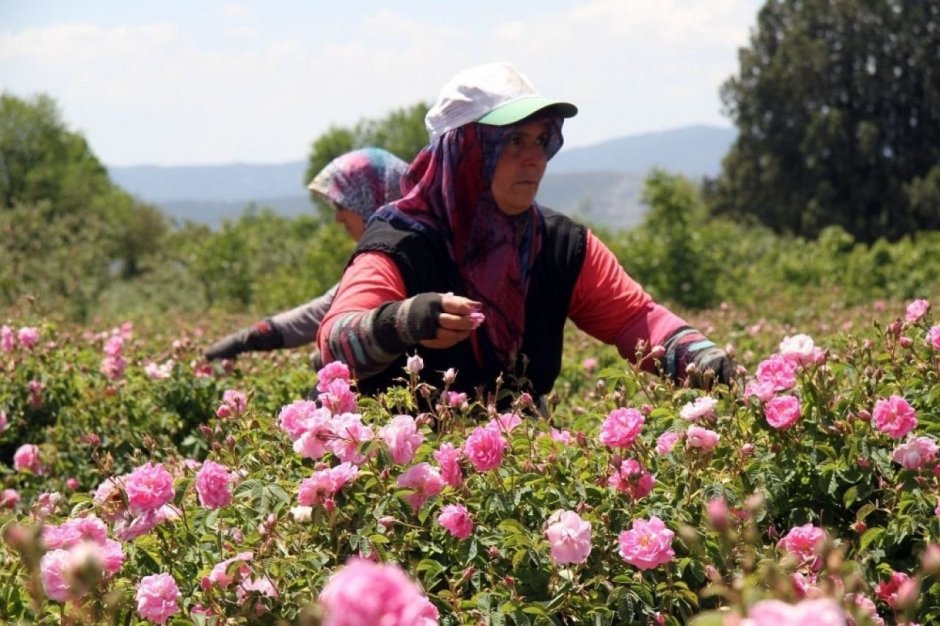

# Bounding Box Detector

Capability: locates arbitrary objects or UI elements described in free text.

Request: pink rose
[545,510,593,565]
[1,488,20,508]
[747,598,846,626]
[875,571,915,609]
[618,517,675,570]
[608,459,654,500]
[927,325,940,351]
[582,357,598,371]
[319,558,437,626]
[100,538,125,576]
[136,573,180,624]
[445,391,467,408]
[100,355,126,380]
[329,413,375,464]
[598,407,645,448]
[655,431,680,455]
[872,395,917,439]
[679,396,718,422]
[277,400,325,441]
[380,415,425,465]
[123,462,175,514]
[396,463,444,511]
[221,389,247,414]
[438,504,473,540]
[707,497,730,530]
[317,361,351,393]
[13,443,44,474]
[906,298,931,322]
[103,334,124,357]
[40,549,72,602]
[463,426,508,472]
[755,353,798,391]
[195,460,235,509]
[205,552,253,589]
[777,523,827,571]
[744,380,776,403]
[550,428,574,444]
[320,378,357,415]
[686,425,720,451]
[298,462,359,507]
[778,334,825,367]
[764,395,802,429]
[406,354,424,373]
[144,360,174,380]
[1,325,14,352]
[18,326,40,349]
[892,436,939,470]
[433,443,463,488]
[292,410,334,460]
[487,412,523,434]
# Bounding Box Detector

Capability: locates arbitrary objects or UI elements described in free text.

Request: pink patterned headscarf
[374,116,565,367]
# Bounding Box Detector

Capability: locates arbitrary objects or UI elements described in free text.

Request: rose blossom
[380,416,425,465]
[927,325,940,351]
[277,400,326,441]
[744,380,777,403]
[433,443,463,488]
[686,426,720,451]
[1,325,14,352]
[13,443,44,474]
[755,353,798,391]
[872,395,918,439]
[746,598,846,626]
[487,412,522,433]
[445,391,467,408]
[779,334,825,367]
[298,462,359,507]
[18,326,40,349]
[777,523,827,571]
[764,395,802,429]
[406,353,424,373]
[204,552,253,589]
[195,460,235,509]
[463,426,508,472]
[655,431,680,455]
[40,549,72,602]
[679,396,718,422]
[906,298,931,322]
[608,459,654,500]
[550,428,575,444]
[318,557,437,626]
[598,407,645,448]
[0,409,7,432]
[123,462,175,514]
[136,573,180,624]
[1,488,20,508]
[617,517,675,570]
[144,360,174,380]
[317,361,351,393]
[292,410,335,460]
[221,389,248,414]
[892,436,939,470]
[545,510,592,565]
[397,463,444,511]
[438,504,474,540]
[328,413,375,464]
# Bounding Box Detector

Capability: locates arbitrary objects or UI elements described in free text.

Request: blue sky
[1,0,762,166]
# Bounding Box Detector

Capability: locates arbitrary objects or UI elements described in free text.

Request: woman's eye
[536,134,549,146]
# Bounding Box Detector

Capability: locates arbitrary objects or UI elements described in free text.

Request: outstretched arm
[269,284,339,349]
[567,231,733,387]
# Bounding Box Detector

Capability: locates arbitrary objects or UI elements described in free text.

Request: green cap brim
[477,96,578,126]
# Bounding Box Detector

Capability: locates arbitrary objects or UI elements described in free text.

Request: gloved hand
[204,319,284,361]
[688,347,734,389]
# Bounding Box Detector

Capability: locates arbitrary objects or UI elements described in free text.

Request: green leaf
[860,527,885,551]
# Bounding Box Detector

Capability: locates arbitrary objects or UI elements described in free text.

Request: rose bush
[0,295,938,625]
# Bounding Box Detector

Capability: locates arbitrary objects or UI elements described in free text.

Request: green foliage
[2,297,940,624]
[713,0,940,242]
[304,102,429,216]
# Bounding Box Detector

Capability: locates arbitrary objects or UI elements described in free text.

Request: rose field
[1,292,940,626]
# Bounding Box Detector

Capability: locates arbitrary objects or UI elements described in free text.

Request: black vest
[352,208,587,400]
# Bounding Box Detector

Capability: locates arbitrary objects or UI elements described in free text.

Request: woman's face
[334,206,366,241]
[490,120,551,216]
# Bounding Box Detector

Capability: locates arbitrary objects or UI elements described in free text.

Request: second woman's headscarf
[308,147,408,218]
[377,116,565,367]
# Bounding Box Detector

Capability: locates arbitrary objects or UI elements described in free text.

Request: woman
[204,147,408,361]
[317,62,731,398]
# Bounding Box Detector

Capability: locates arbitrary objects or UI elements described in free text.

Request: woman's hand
[420,293,483,349]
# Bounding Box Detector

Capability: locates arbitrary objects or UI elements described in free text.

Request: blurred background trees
[711,0,940,242]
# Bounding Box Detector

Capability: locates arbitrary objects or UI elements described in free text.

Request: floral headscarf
[308,148,408,219]
[374,116,565,367]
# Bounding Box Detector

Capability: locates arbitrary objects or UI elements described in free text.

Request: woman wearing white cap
[204,148,408,361]
[317,62,731,400]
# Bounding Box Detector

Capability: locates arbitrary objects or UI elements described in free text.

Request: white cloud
[0,1,757,165]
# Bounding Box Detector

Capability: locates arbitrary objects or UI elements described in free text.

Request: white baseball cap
[425,62,578,142]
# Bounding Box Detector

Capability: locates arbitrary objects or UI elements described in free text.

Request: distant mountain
[108,124,735,230]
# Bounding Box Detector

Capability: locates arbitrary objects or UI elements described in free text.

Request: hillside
[109,124,735,229]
